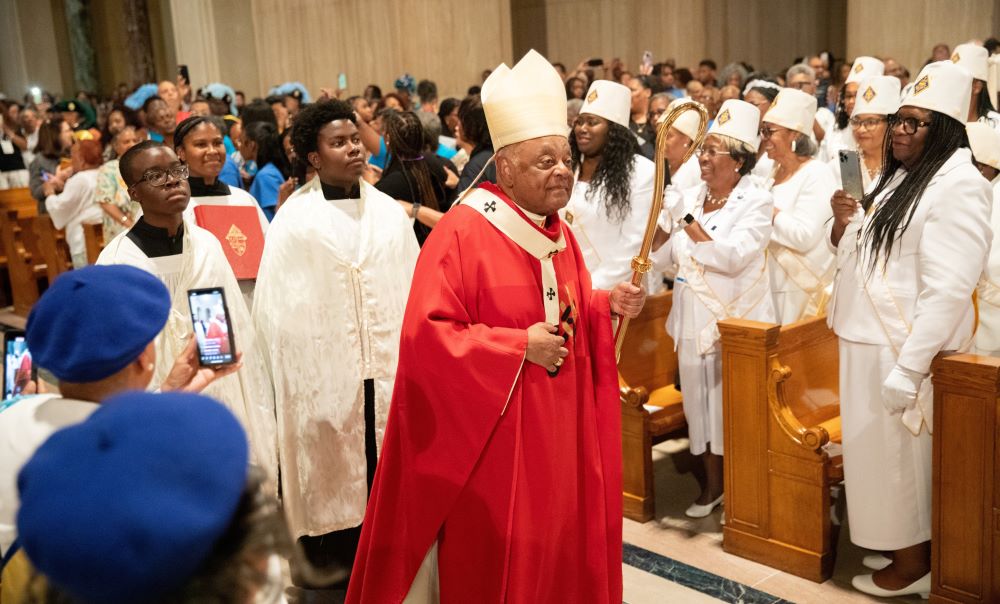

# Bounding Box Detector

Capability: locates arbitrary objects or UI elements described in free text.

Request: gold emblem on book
[226,224,248,256]
[914,75,930,95]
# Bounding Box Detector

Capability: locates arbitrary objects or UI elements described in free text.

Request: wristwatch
[683,213,695,225]
[411,202,422,219]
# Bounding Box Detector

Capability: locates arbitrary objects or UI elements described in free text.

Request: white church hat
[708,99,760,151]
[852,76,902,117]
[762,88,817,135]
[900,60,973,125]
[579,80,631,129]
[481,49,569,150]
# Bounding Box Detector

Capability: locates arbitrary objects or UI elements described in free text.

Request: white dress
[828,148,991,549]
[663,176,775,455]
[97,221,278,489]
[252,177,419,538]
[766,159,837,323]
[562,155,655,290]
[45,169,102,267]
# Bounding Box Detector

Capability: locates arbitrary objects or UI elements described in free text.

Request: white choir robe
[766,159,837,323]
[184,186,271,304]
[252,177,419,539]
[975,175,1000,356]
[659,177,775,455]
[562,155,655,291]
[827,147,991,549]
[96,222,278,488]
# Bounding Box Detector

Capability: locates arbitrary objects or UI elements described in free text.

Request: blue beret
[16,391,250,604]
[26,265,171,382]
[269,81,311,104]
[201,82,238,115]
[124,83,159,111]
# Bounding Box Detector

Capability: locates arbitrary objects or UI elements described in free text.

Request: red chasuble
[347,183,622,603]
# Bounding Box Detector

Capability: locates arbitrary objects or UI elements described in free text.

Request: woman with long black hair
[564,80,655,290]
[828,60,991,599]
[375,110,454,245]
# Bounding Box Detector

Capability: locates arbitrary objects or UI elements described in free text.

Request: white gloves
[663,188,687,226]
[881,365,927,415]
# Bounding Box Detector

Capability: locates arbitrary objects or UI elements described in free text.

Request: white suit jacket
[975,176,1000,354]
[829,147,992,374]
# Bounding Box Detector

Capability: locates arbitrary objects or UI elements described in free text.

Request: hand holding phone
[587,58,604,68]
[187,287,237,367]
[4,330,36,399]
[838,149,865,201]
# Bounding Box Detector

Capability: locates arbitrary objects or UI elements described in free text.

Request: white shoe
[685,494,723,518]
[851,572,930,599]
[863,554,892,571]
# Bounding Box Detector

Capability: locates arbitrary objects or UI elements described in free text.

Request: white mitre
[482,49,570,150]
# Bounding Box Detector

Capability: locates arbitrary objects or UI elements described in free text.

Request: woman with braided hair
[828,60,991,599]
[563,80,657,290]
[375,110,455,245]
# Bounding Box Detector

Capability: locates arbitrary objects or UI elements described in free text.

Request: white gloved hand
[662,188,687,225]
[881,365,926,415]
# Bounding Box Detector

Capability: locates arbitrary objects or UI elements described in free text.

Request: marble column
[123,0,157,87]
[62,0,98,93]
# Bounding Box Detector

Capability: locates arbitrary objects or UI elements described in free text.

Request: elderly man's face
[497,135,573,216]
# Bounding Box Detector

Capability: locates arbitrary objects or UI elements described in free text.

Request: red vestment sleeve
[348,219,529,603]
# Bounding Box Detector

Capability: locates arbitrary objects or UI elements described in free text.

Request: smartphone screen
[338,72,348,90]
[4,331,34,399]
[187,287,237,366]
[587,58,604,67]
[641,51,653,71]
[178,64,190,86]
[839,149,865,200]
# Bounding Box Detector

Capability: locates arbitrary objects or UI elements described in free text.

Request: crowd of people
[0,35,999,603]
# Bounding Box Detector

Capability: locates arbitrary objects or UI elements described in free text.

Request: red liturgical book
[193,205,265,279]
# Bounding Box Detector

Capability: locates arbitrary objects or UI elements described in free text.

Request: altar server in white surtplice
[828,60,990,600]
[653,99,775,519]
[968,121,1000,356]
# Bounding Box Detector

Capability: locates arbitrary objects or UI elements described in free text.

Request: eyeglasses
[850,117,887,131]
[759,126,786,139]
[135,164,189,188]
[889,115,931,135]
[788,80,815,90]
[696,147,731,158]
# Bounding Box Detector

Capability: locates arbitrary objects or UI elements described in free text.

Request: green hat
[54,98,97,130]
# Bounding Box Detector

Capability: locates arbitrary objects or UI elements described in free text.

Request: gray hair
[416,110,442,143]
[792,132,817,157]
[706,133,757,175]
[649,92,675,104]
[785,63,816,83]
[718,62,750,89]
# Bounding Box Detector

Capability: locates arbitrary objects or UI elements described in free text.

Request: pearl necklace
[705,189,730,209]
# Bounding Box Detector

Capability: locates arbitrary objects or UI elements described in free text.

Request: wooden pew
[619,290,686,522]
[930,353,1000,603]
[83,222,105,265]
[33,215,73,279]
[719,316,843,583]
[0,209,47,316]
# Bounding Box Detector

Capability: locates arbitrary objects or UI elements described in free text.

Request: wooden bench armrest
[767,356,835,452]
[620,384,650,409]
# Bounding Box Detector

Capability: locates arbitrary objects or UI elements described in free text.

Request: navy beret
[26,265,171,382]
[16,391,250,604]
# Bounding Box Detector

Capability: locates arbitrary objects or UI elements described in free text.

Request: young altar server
[251,99,420,596]
[96,142,277,488]
[968,121,1000,357]
[564,79,656,290]
[761,88,838,323]
[653,99,775,518]
[828,60,990,599]
[347,50,645,604]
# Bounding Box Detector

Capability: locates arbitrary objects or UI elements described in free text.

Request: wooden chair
[618,290,686,522]
[719,316,843,583]
[930,353,1000,603]
[83,222,105,265]
[0,209,47,316]
[33,215,73,280]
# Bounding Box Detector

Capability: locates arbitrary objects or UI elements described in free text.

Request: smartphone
[178,64,190,86]
[839,149,865,200]
[187,287,237,367]
[587,58,604,67]
[40,170,52,182]
[338,72,348,91]
[641,50,654,72]
[4,330,36,399]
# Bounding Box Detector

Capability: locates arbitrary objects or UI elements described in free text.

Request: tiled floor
[622,438,926,603]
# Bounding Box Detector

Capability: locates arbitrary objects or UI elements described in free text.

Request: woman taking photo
[176,116,269,234]
[95,125,143,239]
[827,76,900,193]
[760,88,837,323]
[28,117,74,209]
[828,60,990,599]
[565,80,654,290]
[654,99,775,518]
[822,56,884,162]
[375,110,454,246]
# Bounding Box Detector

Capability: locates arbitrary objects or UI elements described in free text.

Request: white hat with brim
[579,80,631,129]
[899,60,973,125]
[482,49,569,151]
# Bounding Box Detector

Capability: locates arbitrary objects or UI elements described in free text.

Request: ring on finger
[555,358,563,367]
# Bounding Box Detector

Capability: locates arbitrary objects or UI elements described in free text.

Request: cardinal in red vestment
[347,49,646,604]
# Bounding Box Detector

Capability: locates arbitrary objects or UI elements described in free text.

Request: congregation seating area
[618,302,1000,602]
[0,188,103,317]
